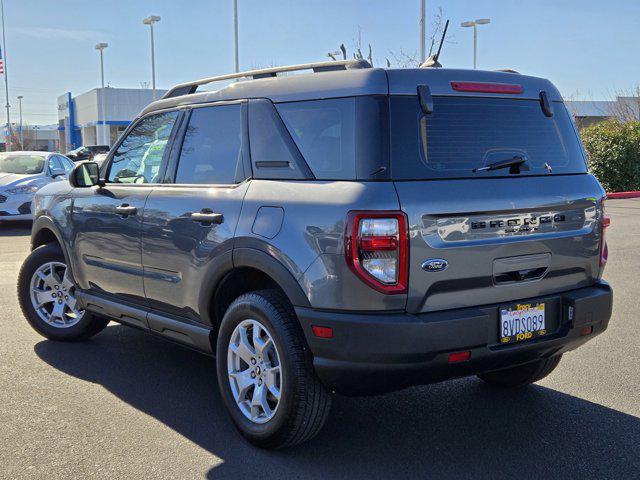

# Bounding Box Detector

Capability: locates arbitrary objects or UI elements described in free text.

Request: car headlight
[5,185,39,195]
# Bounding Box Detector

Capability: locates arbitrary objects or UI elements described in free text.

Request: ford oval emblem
[422,258,448,272]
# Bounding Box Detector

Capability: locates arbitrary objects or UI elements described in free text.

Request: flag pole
[0,0,10,151]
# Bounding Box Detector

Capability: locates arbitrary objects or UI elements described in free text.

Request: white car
[0,151,74,221]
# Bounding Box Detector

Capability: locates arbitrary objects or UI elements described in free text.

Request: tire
[17,243,110,341]
[216,289,331,449]
[477,355,562,388]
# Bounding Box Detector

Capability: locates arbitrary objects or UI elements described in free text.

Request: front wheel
[477,355,562,388]
[216,290,331,449]
[17,243,110,341]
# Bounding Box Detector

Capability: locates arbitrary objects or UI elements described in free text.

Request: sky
[3,0,640,125]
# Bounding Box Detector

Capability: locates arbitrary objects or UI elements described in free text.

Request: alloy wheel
[29,261,84,328]
[227,319,283,424]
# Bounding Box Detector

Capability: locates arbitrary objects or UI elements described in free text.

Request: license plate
[499,302,546,344]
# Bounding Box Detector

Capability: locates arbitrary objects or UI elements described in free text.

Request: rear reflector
[359,236,399,251]
[448,351,471,363]
[451,81,523,94]
[312,325,333,339]
[580,326,593,336]
[600,199,611,271]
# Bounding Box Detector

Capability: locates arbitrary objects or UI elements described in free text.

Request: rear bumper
[296,281,613,395]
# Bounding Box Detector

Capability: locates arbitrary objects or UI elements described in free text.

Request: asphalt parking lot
[0,199,639,480]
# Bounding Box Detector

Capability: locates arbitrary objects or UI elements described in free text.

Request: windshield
[390,96,587,179]
[0,154,45,175]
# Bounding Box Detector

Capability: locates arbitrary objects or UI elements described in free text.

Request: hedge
[580,120,640,192]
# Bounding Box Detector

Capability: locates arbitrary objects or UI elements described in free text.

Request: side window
[59,156,74,173]
[175,104,243,185]
[108,110,179,183]
[276,98,356,179]
[48,156,63,173]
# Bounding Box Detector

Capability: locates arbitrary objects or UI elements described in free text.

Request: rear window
[390,96,587,179]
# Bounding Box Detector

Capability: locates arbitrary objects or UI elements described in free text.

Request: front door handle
[115,204,137,217]
[190,210,224,225]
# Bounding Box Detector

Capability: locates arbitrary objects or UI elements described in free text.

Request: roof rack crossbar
[162,59,372,99]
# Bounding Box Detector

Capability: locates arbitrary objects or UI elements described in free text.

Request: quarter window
[108,111,179,183]
[175,104,244,185]
[276,98,356,179]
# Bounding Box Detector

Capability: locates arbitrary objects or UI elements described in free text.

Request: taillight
[344,211,408,294]
[600,198,611,274]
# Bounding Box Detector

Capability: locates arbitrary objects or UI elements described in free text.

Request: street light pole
[419,0,426,64]
[233,0,239,72]
[461,18,490,69]
[95,43,108,146]
[473,23,477,69]
[17,94,22,150]
[143,15,161,100]
[1,0,11,151]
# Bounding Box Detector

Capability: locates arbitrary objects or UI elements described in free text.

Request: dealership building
[57,87,167,153]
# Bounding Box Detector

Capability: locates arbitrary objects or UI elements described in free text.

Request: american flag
[0,47,4,75]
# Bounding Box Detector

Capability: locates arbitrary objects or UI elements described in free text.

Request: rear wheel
[477,355,562,388]
[216,290,331,449]
[17,243,110,341]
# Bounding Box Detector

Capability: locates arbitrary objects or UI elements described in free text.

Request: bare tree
[387,7,452,68]
[606,86,640,122]
[565,86,640,130]
[350,27,374,66]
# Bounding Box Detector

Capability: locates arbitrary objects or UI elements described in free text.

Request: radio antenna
[421,19,450,68]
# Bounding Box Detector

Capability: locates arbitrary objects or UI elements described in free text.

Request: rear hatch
[387,70,606,314]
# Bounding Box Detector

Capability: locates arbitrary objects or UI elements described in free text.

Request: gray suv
[18,60,613,449]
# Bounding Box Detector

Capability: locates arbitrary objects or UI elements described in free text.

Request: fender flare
[196,246,311,328]
[232,247,311,309]
[31,216,75,277]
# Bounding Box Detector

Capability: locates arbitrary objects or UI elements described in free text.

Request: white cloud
[11,26,108,42]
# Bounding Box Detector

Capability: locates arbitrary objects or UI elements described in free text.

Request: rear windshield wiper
[472,156,528,174]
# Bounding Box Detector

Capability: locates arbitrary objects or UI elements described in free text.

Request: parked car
[0,151,74,221]
[66,145,109,162]
[18,61,613,449]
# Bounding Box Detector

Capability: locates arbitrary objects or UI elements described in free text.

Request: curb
[606,191,640,199]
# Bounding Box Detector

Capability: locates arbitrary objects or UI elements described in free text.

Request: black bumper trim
[295,281,612,395]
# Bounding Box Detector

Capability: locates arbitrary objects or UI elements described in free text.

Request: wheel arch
[31,216,74,276]
[201,247,311,342]
[232,247,311,309]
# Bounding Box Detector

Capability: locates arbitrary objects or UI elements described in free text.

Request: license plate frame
[499,302,547,344]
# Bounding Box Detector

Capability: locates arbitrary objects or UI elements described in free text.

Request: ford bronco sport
[18,60,613,449]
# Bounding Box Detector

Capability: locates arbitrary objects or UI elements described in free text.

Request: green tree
[581,120,640,192]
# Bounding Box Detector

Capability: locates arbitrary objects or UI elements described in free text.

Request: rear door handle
[190,211,224,225]
[115,204,137,217]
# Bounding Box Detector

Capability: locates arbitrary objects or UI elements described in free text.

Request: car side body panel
[235,179,406,311]
[141,183,250,322]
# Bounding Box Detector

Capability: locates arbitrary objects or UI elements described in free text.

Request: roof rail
[162,59,372,99]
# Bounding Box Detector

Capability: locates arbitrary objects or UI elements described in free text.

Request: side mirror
[69,161,102,188]
[50,168,66,178]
